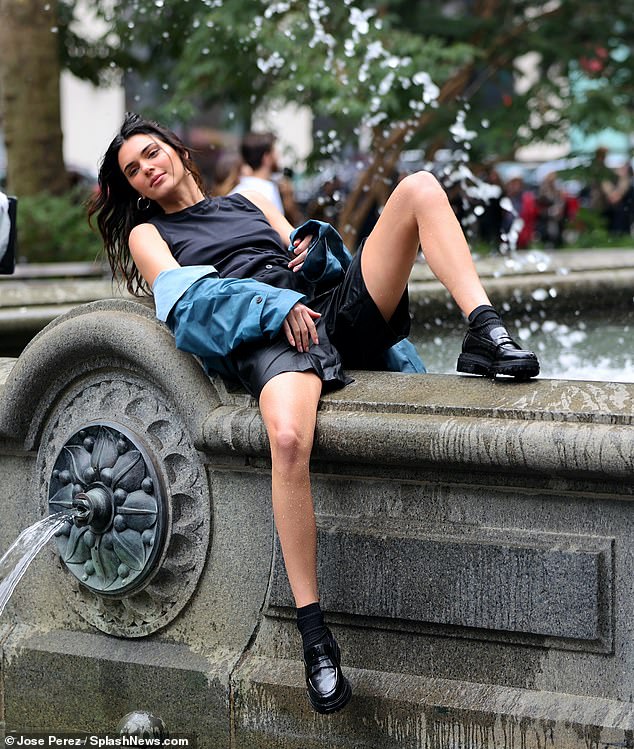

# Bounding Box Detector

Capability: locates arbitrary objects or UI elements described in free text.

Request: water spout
[0,511,71,617]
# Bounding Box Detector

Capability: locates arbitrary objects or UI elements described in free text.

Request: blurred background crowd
[207,138,634,253]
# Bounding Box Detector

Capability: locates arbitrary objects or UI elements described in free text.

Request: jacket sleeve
[290,219,352,286]
[165,275,305,360]
[381,338,427,374]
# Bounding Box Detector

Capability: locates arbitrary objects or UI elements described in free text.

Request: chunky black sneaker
[304,628,352,714]
[457,322,540,379]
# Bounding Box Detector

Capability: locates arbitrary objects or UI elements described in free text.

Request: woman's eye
[149,149,160,158]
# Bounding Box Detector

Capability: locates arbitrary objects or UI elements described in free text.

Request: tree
[76,0,633,246]
[0,0,634,244]
[0,0,68,196]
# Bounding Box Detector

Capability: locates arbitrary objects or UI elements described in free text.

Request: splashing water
[0,512,70,617]
[414,315,633,383]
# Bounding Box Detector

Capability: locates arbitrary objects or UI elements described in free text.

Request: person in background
[0,190,17,274]
[602,161,634,235]
[277,166,304,226]
[581,147,613,224]
[0,191,12,263]
[535,172,569,248]
[211,151,243,197]
[231,131,285,213]
[504,169,538,249]
[306,175,346,227]
[476,166,506,249]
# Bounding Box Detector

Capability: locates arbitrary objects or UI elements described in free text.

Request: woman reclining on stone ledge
[88,112,539,715]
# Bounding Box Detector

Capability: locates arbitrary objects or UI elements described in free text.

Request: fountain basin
[0,248,632,359]
[0,298,633,747]
[413,310,633,383]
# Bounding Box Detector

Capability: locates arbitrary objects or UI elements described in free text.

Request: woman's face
[118,133,187,203]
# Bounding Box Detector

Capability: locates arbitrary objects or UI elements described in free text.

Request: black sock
[297,601,328,652]
[468,304,502,327]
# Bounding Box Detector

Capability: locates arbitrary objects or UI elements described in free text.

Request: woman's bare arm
[240,189,293,242]
[128,223,180,287]
[240,189,312,272]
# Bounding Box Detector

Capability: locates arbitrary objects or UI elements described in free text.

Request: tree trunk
[0,0,68,196]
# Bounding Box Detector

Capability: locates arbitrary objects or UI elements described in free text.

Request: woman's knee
[267,418,314,465]
[396,171,448,212]
[259,371,321,465]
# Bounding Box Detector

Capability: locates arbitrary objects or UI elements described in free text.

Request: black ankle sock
[297,601,328,652]
[468,304,502,327]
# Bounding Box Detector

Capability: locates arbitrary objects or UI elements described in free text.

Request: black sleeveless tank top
[148,193,306,292]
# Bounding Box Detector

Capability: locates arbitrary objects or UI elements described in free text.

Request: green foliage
[63,0,474,144]
[56,0,634,180]
[566,207,634,249]
[17,189,103,263]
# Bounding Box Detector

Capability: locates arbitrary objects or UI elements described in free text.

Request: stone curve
[0,298,222,449]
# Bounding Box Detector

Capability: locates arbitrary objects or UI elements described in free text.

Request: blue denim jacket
[152,221,425,378]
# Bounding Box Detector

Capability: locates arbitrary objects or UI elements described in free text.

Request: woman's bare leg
[259,370,323,607]
[360,170,539,379]
[361,171,491,321]
[259,369,352,714]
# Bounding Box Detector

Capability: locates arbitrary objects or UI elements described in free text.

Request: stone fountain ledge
[0,248,632,348]
[1,298,633,747]
[0,261,128,343]
[0,358,17,385]
[409,246,634,316]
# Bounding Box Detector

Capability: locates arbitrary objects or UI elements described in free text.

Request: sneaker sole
[457,353,540,379]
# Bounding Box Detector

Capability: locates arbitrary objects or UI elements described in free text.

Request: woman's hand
[288,234,313,273]
[283,302,320,352]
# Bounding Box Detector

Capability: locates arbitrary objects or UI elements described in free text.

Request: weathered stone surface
[0,358,17,385]
[2,629,229,745]
[203,373,634,481]
[269,523,612,643]
[37,378,212,636]
[234,656,634,749]
[1,298,634,748]
[0,299,219,449]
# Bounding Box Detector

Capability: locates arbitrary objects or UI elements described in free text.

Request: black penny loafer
[304,629,352,714]
[457,324,540,379]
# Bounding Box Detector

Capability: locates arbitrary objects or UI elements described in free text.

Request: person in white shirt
[0,190,16,274]
[231,131,285,213]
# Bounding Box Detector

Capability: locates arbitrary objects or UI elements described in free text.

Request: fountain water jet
[0,511,70,617]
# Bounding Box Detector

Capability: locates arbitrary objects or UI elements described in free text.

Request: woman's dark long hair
[87,112,206,296]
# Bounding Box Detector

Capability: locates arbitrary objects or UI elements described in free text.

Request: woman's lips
[150,173,165,188]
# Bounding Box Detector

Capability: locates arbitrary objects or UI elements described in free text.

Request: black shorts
[231,243,411,398]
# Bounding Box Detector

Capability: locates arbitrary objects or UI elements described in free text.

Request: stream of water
[0,511,70,617]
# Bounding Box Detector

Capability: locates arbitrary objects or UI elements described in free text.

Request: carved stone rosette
[48,422,168,596]
[37,371,211,637]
